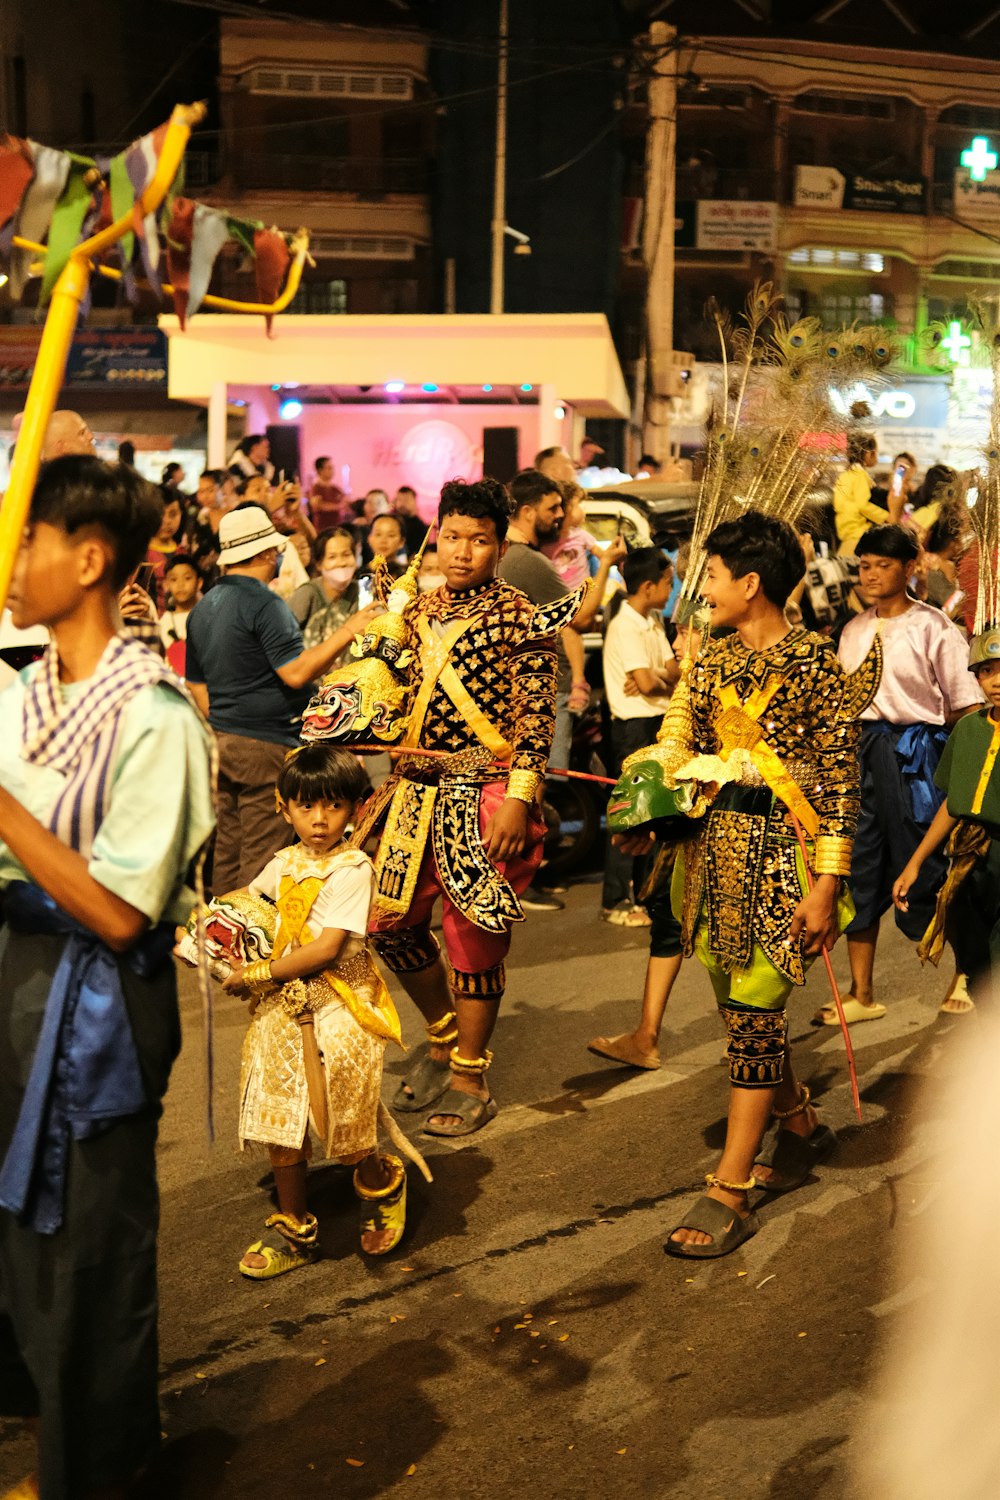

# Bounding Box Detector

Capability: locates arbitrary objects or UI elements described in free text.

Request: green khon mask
[606,747,697,832]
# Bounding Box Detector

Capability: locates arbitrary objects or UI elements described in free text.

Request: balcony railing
[675,164,775,201]
[231,154,430,196]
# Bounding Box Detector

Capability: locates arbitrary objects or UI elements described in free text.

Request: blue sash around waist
[861,720,948,825]
[0,882,173,1235]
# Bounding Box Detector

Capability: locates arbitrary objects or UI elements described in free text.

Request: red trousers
[370,781,545,975]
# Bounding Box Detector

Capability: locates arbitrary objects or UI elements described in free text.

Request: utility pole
[490,0,510,315]
[641,20,678,461]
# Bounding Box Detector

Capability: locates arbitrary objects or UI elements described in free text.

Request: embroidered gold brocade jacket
[680,629,861,983]
[688,629,861,841]
[406,577,558,776]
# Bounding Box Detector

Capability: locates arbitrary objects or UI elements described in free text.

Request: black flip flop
[421,1088,499,1138]
[663,1195,759,1259]
[754,1124,836,1194]
[391,1047,451,1113]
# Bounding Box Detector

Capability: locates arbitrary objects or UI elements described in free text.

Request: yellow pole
[0,101,205,615]
[12,225,311,317]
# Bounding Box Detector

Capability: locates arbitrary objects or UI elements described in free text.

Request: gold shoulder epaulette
[528,580,589,639]
[839,632,883,721]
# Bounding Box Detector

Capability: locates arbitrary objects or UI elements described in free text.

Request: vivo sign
[830,385,916,420]
[829,378,950,430]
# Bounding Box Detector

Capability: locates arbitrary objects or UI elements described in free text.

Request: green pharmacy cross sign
[941,320,972,366]
[961,136,999,181]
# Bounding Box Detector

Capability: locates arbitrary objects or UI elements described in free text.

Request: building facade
[207,16,436,316]
[621,0,1000,463]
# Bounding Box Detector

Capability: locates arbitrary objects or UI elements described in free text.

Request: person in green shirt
[893,630,1000,998]
[0,456,215,1499]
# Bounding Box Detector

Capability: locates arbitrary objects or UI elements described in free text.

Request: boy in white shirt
[600,547,678,924]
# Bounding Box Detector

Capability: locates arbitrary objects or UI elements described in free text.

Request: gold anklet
[449,1047,493,1076]
[265,1210,319,1248]
[353,1154,405,1201]
[772,1084,811,1120]
[426,1011,458,1045]
[705,1171,756,1193]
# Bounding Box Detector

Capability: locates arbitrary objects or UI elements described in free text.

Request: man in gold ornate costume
[660,512,864,1258]
[362,479,576,1137]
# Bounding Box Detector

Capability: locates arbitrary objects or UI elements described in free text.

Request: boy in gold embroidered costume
[362,479,570,1137]
[662,513,862,1258]
[222,744,426,1277]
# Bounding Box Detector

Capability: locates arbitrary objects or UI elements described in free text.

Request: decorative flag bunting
[254,226,291,336]
[108,149,137,285]
[164,194,195,327]
[0,135,33,232]
[9,142,70,300]
[0,118,301,329]
[188,204,231,319]
[124,123,170,293]
[40,162,94,305]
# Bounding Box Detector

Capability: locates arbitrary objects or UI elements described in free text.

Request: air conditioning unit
[244,66,413,101]
[309,235,417,261]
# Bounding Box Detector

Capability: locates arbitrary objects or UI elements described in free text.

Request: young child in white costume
[221,743,428,1277]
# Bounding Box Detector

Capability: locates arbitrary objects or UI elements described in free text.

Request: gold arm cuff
[813,836,853,878]
[506,769,543,804]
[243,958,277,998]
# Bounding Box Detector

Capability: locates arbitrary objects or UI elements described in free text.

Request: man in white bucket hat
[185,506,378,890]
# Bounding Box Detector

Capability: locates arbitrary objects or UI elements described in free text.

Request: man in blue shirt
[186,506,376,891]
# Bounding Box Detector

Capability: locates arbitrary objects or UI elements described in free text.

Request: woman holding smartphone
[288,527,378,661]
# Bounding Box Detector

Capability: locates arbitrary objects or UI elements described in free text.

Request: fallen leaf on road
[514,1322,527,1330]
[194,1373,207,1381]
[616,1448,628,1455]
[530,1331,540,1339]
[798,1332,808,1338]
[737,1271,747,1278]
[547,1319,558,1325]
[315,1358,327,1367]
[346,1458,365,1467]
[453,1292,463,1298]
[406,1464,417,1476]
[400,1266,416,1271]
[493,1325,501,1334]
[390,1315,407,1324]
[558,1334,570,1342]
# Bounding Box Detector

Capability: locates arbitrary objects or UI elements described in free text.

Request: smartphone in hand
[133,562,157,597]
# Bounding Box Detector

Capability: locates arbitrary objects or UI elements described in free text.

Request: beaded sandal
[354,1154,407,1256]
[239,1211,319,1279]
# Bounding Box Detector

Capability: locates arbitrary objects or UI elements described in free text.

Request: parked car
[581,478,699,550]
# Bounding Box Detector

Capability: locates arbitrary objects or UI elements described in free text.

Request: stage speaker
[482,426,520,485]
[265,423,302,482]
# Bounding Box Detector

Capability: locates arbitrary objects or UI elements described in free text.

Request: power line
[687,35,1000,104]
[531,112,624,182]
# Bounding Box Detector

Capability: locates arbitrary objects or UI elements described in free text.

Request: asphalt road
[0,877,965,1499]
